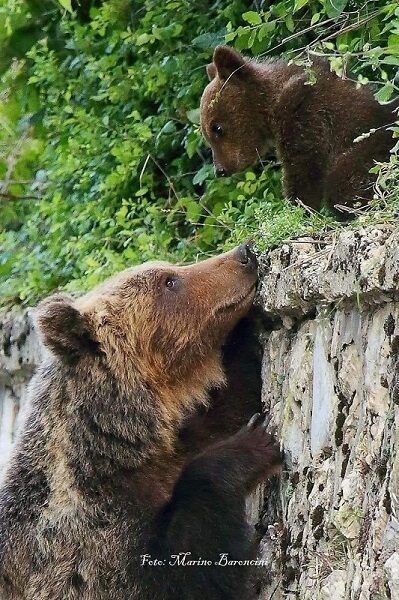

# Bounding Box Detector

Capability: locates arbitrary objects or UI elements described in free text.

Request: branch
[0,134,28,193]
[0,192,41,202]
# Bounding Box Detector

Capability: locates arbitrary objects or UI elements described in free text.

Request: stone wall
[258,226,398,600]
[0,308,42,473]
[0,225,398,599]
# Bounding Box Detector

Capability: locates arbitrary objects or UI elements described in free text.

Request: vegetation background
[0,0,398,305]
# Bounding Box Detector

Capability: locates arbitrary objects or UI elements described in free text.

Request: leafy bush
[0,0,398,305]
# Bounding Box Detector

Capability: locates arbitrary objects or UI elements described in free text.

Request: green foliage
[0,0,398,305]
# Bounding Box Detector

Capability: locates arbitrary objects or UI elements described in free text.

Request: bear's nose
[215,167,227,177]
[236,244,257,267]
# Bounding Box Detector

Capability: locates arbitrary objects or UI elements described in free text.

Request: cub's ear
[213,45,249,81]
[34,293,98,359]
[206,62,217,81]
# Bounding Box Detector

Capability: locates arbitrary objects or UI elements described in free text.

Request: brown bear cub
[201,45,398,214]
[0,245,281,600]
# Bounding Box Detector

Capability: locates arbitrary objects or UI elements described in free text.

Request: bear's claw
[247,412,271,430]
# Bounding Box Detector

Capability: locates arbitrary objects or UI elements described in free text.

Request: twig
[0,192,41,202]
[293,197,318,216]
[282,247,331,271]
[285,238,329,245]
[317,10,381,45]
[308,47,399,59]
[0,179,34,186]
[324,234,337,272]
[286,9,381,62]
[259,16,344,58]
[256,147,266,169]
[196,195,233,232]
[139,153,151,187]
[333,203,370,215]
[149,153,180,204]
[0,130,30,195]
[146,154,232,232]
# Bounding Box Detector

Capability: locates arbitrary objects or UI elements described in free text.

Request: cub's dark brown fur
[201,45,398,214]
[0,246,280,600]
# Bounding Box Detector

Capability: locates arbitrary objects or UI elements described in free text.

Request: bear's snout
[215,166,227,177]
[235,244,258,271]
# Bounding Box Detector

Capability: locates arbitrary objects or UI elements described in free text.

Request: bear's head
[200,45,273,176]
[34,245,258,392]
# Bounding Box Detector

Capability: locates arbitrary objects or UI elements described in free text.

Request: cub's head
[35,245,258,384]
[200,45,273,177]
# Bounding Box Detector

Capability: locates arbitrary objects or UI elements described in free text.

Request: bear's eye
[211,124,223,138]
[165,276,178,290]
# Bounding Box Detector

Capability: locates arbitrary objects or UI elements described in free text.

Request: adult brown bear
[0,245,281,600]
[201,45,398,215]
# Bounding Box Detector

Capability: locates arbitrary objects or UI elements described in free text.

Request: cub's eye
[165,276,178,290]
[211,124,223,138]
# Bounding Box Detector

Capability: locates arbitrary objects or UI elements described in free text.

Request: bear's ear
[206,62,217,81]
[34,293,98,359]
[213,45,249,81]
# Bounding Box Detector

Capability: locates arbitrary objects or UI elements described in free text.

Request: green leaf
[387,34,399,51]
[192,31,226,49]
[157,120,176,136]
[325,0,349,18]
[186,201,201,223]
[0,258,13,278]
[258,22,275,42]
[293,0,308,14]
[193,165,213,185]
[225,31,237,43]
[390,139,399,154]
[376,83,395,102]
[185,131,200,158]
[186,108,200,124]
[242,11,262,26]
[285,14,295,33]
[382,55,399,66]
[58,0,73,13]
[136,33,151,46]
[248,29,257,48]
[311,12,321,25]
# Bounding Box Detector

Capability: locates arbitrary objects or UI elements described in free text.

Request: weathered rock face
[0,308,42,473]
[258,226,398,600]
[0,226,398,599]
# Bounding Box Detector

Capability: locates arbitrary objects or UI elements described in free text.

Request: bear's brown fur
[0,245,280,600]
[201,45,398,214]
